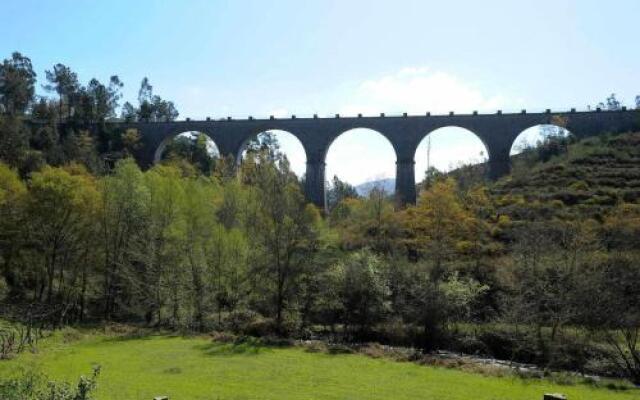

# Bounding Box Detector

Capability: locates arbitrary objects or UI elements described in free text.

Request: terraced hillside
[491,132,640,220]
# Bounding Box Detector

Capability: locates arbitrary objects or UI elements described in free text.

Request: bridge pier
[305,160,326,210]
[395,159,416,207]
[487,150,512,180]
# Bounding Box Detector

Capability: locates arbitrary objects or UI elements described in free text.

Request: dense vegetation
[2,51,640,393]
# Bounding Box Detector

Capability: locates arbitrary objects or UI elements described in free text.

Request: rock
[543,394,566,400]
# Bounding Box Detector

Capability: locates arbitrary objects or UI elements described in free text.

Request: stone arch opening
[154,131,220,165]
[237,129,307,179]
[325,128,397,197]
[414,126,489,187]
[510,124,573,155]
[509,123,574,173]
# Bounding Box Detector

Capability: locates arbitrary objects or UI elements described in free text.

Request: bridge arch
[153,130,220,165]
[236,129,307,178]
[508,123,574,175]
[414,126,489,188]
[325,127,398,197]
[510,123,573,156]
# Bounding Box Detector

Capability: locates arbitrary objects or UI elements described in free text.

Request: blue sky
[2,0,639,184]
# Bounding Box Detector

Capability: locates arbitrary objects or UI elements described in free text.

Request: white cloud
[339,67,507,116]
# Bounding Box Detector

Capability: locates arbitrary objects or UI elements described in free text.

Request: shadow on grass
[102,330,189,343]
[195,337,275,357]
[102,333,157,343]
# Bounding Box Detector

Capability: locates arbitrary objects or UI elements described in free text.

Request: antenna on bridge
[427,135,431,174]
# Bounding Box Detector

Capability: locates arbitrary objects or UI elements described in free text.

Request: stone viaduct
[104,109,639,209]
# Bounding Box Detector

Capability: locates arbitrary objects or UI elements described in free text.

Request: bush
[377,317,412,346]
[327,343,355,354]
[0,367,100,400]
[478,330,538,364]
[210,331,238,343]
[60,327,83,343]
[569,180,590,191]
[222,309,261,335]
[303,340,328,353]
[359,342,386,358]
[453,335,489,356]
[258,335,295,347]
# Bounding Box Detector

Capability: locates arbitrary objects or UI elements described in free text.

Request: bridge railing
[134,106,636,123]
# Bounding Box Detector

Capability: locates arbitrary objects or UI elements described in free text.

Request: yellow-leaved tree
[402,178,476,276]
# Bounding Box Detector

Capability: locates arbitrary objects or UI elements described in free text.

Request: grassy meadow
[0,331,638,400]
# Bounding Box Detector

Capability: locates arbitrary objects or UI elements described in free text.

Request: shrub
[0,367,100,400]
[210,331,237,343]
[454,335,489,356]
[303,340,328,353]
[60,327,83,343]
[359,342,386,358]
[478,330,538,364]
[569,180,589,191]
[258,335,295,347]
[327,343,355,354]
[222,309,261,335]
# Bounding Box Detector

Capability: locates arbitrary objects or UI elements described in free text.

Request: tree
[636,95,640,109]
[133,78,178,122]
[332,250,389,336]
[137,78,154,121]
[44,64,80,118]
[151,95,179,122]
[162,133,217,175]
[422,166,444,189]
[99,159,149,320]
[62,130,101,172]
[135,165,185,325]
[439,271,488,325]
[244,131,281,161]
[326,175,358,211]
[86,76,123,121]
[598,93,622,111]
[25,165,100,323]
[0,116,31,169]
[0,52,36,115]
[120,129,142,157]
[403,178,473,275]
[0,163,26,300]
[579,255,640,384]
[400,262,449,350]
[330,188,401,255]
[121,102,137,122]
[245,149,321,332]
[204,225,249,329]
[216,178,249,230]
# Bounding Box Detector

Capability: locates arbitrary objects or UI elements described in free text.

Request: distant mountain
[355,178,396,197]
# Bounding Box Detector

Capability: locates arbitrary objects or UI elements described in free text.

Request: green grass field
[0,332,638,400]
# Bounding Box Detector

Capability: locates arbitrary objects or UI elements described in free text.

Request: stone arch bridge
[104,109,639,209]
